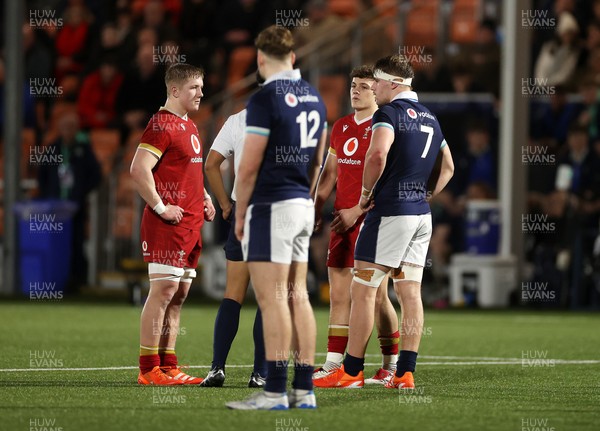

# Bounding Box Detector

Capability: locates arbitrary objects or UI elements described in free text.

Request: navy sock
[343,354,364,377]
[211,298,241,369]
[252,308,267,376]
[396,350,418,377]
[265,360,288,393]
[292,364,314,391]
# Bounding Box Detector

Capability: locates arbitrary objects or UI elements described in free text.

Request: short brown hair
[165,63,204,91]
[374,54,414,80]
[350,65,374,80]
[255,25,294,60]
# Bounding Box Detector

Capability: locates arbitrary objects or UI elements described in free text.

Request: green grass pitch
[1,302,599,431]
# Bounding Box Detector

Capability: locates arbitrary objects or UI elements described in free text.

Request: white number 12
[296,110,320,148]
[419,125,434,158]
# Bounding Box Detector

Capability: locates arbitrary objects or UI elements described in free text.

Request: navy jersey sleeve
[372,105,396,133]
[246,91,273,138]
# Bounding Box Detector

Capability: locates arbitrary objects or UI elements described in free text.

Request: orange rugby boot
[162,366,204,385]
[384,371,415,389]
[313,365,364,389]
[138,366,184,385]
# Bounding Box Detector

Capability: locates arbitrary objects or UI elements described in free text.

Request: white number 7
[420,125,433,158]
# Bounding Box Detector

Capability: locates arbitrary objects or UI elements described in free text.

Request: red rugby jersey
[329,113,373,210]
[138,108,205,230]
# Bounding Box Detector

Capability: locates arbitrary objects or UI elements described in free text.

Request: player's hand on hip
[331,206,361,233]
[160,204,184,224]
[204,199,216,222]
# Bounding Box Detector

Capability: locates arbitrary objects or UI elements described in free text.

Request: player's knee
[352,267,388,288]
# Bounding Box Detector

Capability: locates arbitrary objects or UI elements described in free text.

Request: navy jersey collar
[391,90,418,102]
[263,69,302,86]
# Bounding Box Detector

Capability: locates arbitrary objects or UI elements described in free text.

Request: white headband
[374,69,412,86]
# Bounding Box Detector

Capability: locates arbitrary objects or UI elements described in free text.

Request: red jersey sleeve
[138,114,172,158]
[329,118,343,157]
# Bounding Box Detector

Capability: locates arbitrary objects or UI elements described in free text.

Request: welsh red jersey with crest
[329,113,372,210]
[138,108,205,230]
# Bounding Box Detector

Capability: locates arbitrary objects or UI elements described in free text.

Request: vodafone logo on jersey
[338,137,362,165]
[142,241,149,257]
[190,134,203,163]
[284,93,298,108]
[407,108,418,119]
[343,137,359,156]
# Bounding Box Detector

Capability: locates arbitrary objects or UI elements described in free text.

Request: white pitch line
[1,360,599,373]
[316,354,526,361]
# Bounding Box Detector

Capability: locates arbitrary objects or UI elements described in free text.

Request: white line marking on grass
[1,359,599,373]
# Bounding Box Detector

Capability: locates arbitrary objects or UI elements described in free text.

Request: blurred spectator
[116,44,165,133]
[131,0,182,26]
[450,120,497,197]
[85,21,136,74]
[575,75,600,144]
[534,12,582,88]
[137,26,159,48]
[23,24,53,81]
[137,0,180,42]
[530,85,581,146]
[412,48,453,93]
[449,60,486,93]
[38,112,102,290]
[179,0,218,68]
[54,3,94,81]
[469,18,501,94]
[77,57,124,129]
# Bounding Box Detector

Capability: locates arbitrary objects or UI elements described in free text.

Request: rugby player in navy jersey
[226,26,327,410]
[317,54,454,389]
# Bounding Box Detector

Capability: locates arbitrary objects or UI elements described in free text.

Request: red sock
[378,330,400,355]
[327,325,349,354]
[139,354,160,374]
[159,348,177,368]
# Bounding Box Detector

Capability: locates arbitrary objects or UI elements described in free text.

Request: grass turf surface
[0,302,599,431]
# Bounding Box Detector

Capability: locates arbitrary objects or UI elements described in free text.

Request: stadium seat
[450,0,481,44]
[404,0,440,49]
[89,129,120,176]
[227,46,256,89]
[318,75,347,124]
[113,205,135,238]
[372,0,400,43]
[330,0,361,18]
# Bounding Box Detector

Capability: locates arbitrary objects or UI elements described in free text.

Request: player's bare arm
[130,149,184,223]
[234,133,268,241]
[359,126,394,209]
[309,128,328,196]
[205,150,231,220]
[311,129,331,230]
[427,144,454,200]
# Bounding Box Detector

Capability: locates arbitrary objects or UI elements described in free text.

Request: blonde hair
[255,25,294,60]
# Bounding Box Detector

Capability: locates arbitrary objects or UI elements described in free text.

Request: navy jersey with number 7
[245,69,327,204]
[371,91,448,216]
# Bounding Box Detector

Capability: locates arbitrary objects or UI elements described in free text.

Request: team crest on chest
[343,124,349,132]
[363,126,371,139]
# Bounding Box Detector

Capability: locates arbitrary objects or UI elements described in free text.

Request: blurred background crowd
[1,0,599,309]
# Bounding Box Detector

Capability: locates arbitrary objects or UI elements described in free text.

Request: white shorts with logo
[354,213,432,268]
[242,198,314,264]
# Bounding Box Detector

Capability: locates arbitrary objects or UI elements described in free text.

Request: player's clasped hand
[160,203,184,224]
[204,199,216,222]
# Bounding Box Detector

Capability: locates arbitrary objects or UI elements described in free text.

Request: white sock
[264,390,285,398]
[323,352,344,371]
[292,388,311,396]
[382,354,398,371]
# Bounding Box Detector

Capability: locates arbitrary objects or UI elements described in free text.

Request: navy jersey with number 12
[245,69,327,204]
[371,91,448,216]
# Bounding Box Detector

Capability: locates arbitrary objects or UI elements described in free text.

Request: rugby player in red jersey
[130,63,216,385]
[312,66,400,386]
